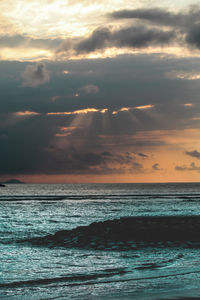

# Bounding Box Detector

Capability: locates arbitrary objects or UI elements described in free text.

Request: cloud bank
[55,5,200,58]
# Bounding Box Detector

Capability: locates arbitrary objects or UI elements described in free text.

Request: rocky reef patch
[18,216,200,250]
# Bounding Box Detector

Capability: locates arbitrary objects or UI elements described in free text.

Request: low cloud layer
[0,34,62,50]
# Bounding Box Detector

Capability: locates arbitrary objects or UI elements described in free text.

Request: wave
[18,216,200,250]
[0,268,127,289]
[1,193,200,202]
[135,254,183,270]
[0,195,67,201]
[3,268,200,290]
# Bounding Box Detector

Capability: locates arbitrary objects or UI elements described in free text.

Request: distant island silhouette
[0,179,24,186]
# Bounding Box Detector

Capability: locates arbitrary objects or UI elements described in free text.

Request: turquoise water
[1,183,200,299]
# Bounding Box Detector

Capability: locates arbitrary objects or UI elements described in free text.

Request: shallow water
[1,183,200,299]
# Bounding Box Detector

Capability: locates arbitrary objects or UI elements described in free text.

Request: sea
[1,183,200,300]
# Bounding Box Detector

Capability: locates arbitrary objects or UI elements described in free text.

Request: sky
[1,0,200,183]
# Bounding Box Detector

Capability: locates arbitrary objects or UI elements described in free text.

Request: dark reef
[19,216,200,250]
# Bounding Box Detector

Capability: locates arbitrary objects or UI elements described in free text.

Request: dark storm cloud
[111,26,174,49]
[175,162,200,172]
[1,55,200,120]
[110,6,200,27]
[22,63,50,87]
[186,24,200,49]
[110,8,186,27]
[1,54,200,176]
[110,6,200,51]
[67,25,175,54]
[0,113,59,175]
[0,108,147,175]
[63,151,143,175]
[55,6,200,55]
[69,152,144,175]
[75,27,111,53]
[0,120,144,174]
[2,6,200,55]
[185,150,200,159]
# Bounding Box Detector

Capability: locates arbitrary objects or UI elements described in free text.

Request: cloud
[110,6,200,52]
[152,163,160,170]
[79,84,99,94]
[71,26,175,54]
[22,63,50,87]
[165,71,200,80]
[71,152,144,174]
[137,152,148,158]
[112,105,154,115]
[75,27,111,53]
[47,108,106,115]
[130,162,144,172]
[0,115,146,175]
[0,13,23,36]
[2,5,200,62]
[186,24,200,49]
[15,111,40,116]
[110,8,184,27]
[135,105,154,110]
[1,55,200,177]
[71,152,104,168]
[110,6,200,28]
[55,7,186,57]
[0,34,62,50]
[0,34,25,48]
[101,151,113,157]
[175,162,200,172]
[2,55,200,122]
[185,150,200,159]
[111,26,175,49]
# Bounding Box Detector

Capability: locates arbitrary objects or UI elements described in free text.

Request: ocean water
[1,183,200,299]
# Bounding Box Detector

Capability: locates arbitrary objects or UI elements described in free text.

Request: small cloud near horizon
[22,63,50,87]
